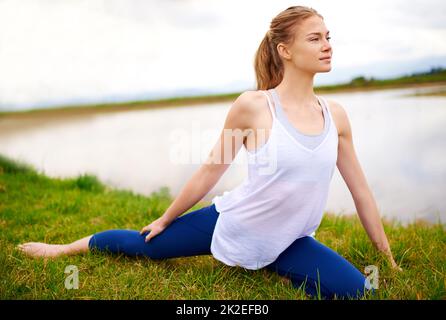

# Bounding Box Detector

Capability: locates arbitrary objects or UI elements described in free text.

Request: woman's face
[280,15,333,73]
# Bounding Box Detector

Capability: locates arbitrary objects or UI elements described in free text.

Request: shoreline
[0,81,445,138]
[0,153,443,228]
[1,80,445,120]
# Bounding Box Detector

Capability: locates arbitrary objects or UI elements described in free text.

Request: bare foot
[17,242,67,258]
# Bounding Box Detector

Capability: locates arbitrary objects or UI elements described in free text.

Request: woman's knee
[333,278,369,300]
[314,264,371,299]
[88,205,218,259]
[289,273,370,300]
[89,229,163,258]
[266,236,373,299]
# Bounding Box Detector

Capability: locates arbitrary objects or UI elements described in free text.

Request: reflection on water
[1,84,445,225]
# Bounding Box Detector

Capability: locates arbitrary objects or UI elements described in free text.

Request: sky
[0,0,445,111]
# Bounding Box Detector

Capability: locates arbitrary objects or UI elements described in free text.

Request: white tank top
[210,89,339,270]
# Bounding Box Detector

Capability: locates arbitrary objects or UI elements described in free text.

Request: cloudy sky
[0,0,445,111]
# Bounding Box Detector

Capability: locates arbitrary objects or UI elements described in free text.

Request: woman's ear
[277,43,292,61]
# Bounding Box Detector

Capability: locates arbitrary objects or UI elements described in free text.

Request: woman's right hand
[139,216,171,242]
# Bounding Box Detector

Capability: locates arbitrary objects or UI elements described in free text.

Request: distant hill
[1,64,445,116]
[316,66,446,91]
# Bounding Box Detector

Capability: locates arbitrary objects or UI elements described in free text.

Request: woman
[18,6,402,299]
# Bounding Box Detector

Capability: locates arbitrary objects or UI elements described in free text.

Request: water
[1,84,445,225]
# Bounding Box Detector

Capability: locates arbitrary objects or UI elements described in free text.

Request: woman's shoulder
[227,90,273,133]
[324,98,341,112]
[237,89,269,105]
[324,98,349,136]
[232,90,270,115]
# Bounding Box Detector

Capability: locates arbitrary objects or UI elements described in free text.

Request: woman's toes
[16,242,66,258]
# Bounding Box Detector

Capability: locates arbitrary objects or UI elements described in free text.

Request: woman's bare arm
[330,99,402,271]
[159,91,257,225]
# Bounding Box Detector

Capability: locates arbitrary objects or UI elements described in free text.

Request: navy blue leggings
[88,203,374,299]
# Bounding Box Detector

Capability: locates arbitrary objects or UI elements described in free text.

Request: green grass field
[0,154,444,300]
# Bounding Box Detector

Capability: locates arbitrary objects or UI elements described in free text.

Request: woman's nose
[323,40,332,50]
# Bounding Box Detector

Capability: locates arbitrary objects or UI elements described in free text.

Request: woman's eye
[310,36,331,42]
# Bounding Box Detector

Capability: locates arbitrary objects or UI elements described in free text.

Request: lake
[1,84,445,226]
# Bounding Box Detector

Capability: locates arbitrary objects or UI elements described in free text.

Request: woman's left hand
[388,255,403,272]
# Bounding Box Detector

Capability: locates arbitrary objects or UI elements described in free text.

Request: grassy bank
[1,68,445,120]
[0,154,444,300]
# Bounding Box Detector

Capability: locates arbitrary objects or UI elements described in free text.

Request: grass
[0,154,444,300]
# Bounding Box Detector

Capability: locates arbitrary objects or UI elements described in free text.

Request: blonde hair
[254,6,323,90]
